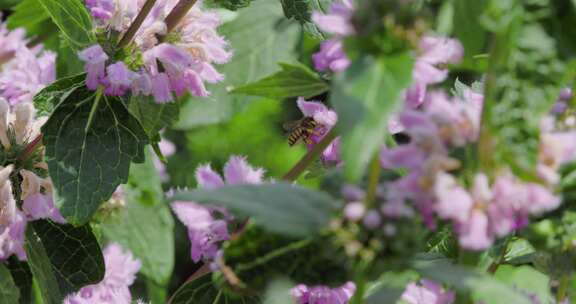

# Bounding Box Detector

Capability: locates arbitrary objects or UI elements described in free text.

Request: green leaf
[128,96,180,142]
[0,264,20,304]
[175,0,299,129]
[170,272,259,304]
[413,254,533,303]
[331,53,414,181]
[42,87,149,225]
[101,150,175,285]
[33,73,86,116]
[6,0,49,31]
[494,265,553,303]
[205,0,255,10]
[280,0,330,39]
[36,0,95,49]
[6,258,33,304]
[232,62,329,99]
[25,220,105,304]
[453,0,487,60]
[0,0,21,9]
[263,279,294,304]
[480,3,565,179]
[171,183,338,237]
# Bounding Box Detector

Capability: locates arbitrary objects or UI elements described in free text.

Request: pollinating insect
[284,117,319,146]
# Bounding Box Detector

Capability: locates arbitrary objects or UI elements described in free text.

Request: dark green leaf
[128,96,180,142]
[36,0,95,49]
[42,88,149,225]
[33,73,86,116]
[175,0,299,129]
[0,264,20,304]
[232,62,329,99]
[6,258,32,304]
[280,0,330,39]
[413,254,533,303]
[205,0,255,10]
[331,53,414,181]
[25,220,104,304]
[171,183,338,237]
[102,150,175,285]
[170,272,259,304]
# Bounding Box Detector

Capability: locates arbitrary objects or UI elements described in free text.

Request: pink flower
[457,210,493,250]
[311,0,354,73]
[0,47,56,105]
[433,172,473,223]
[0,210,26,261]
[78,45,109,90]
[85,0,115,21]
[171,156,264,262]
[296,97,340,162]
[171,201,229,263]
[291,282,356,304]
[400,279,455,304]
[312,1,355,36]
[0,17,27,60]
[405,36,464,108]
[104,62,134,96]
[312,39,351,73]
[153,138,176,182]
[64,243,141,304]
[22,193,66,224]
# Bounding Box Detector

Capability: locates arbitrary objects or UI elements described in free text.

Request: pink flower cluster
[64,243,141,304]
[405,37,463,109]
[80,0,231,103]
[0,17,56,105]
[400,279,455,304]
[291,281,356,304]
[311,0,354,73]
[311,1,463,111]
[171,156,264,263]
[381,89,567,250]
[0,103,65,261]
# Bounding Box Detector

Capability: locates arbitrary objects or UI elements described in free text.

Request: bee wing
[283,120,300,131]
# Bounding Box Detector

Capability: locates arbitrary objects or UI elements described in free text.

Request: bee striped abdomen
[288,128,307,146]
[285,117,319,146]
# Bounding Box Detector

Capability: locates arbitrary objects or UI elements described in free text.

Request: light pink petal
[195,164,224,189]
[223,156,264,185]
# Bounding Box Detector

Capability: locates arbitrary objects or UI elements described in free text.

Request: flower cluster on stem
[80,0,231,103]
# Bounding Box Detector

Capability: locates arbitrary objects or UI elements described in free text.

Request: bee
[283,117,319,146]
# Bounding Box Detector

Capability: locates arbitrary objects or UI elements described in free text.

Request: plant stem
[487,237,511,274]
[17,134,43,165]
[557,274,570,303]
[118,0,158,48]
[364,154,381,209]
[282,129,338,181]
[86,88,104,132]
[161,0,199,39]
